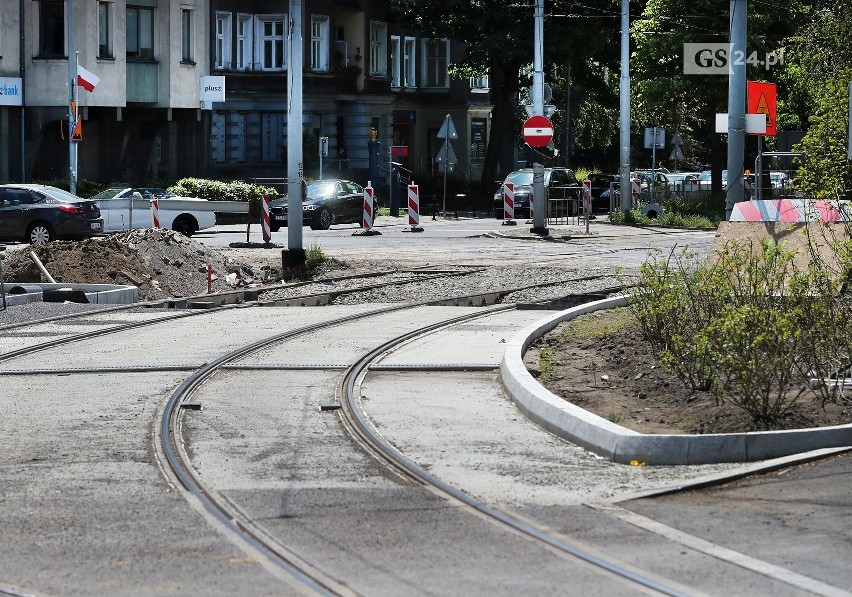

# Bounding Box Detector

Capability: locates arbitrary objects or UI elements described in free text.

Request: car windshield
[89,188,127,200]
[505,171,534,187]
[40,186,86,202]
[307,181,337,199]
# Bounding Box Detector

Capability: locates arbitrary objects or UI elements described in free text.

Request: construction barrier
[363,181,374,231]
[408,182,423,232]
[730,199,851,222]
[529,189,534,221]
[631,179,641,206]
[261,194,271,243]
[503,182,515,220]
[151,198,160,228]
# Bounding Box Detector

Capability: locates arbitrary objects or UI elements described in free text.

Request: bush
[630,240,851,428]
[33,179,109,198]
[168,178,279,203]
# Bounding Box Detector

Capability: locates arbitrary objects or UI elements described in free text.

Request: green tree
[392,0,620,184]
[632,0,806,183]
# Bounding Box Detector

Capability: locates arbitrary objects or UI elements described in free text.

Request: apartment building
[1,0,492,189]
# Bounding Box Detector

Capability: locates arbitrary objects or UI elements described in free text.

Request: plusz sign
[199,76,226,103]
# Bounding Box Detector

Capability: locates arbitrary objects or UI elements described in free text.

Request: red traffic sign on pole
[522,115,553,147]
[747,81,777,137]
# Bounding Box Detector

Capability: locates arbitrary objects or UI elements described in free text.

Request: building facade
[1,0,492,192]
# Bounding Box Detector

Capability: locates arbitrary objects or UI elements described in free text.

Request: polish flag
[77,64,100,92]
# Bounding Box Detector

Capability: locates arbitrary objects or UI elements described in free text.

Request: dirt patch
[526,307,852,434]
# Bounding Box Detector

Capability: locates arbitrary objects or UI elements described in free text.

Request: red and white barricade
[631,179,641,206]
[362,181,374,231]
[151,198,160,228]
[503,182,514,220]
[408,182,423,232]
[261,194,271,243]
[529,189,534,221]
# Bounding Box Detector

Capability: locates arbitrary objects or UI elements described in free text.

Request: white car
[89,187,215,236]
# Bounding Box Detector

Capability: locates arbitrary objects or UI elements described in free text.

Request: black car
[588,173,620,211]
[493,168,580,219]
[0,184,102,245]
[270,179,368,231]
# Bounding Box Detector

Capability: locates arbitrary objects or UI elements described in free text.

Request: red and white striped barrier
[362,181,374,231]
[582,178,592,215]
[261,194,271,243]
[730,199,851,222]
[631,179,641,205]
[151,198,160,228]
[408,182,423,232]
[503,182,514,220]
[529,189,534,221]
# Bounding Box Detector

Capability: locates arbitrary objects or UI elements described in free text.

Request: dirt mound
[1,230,261,301]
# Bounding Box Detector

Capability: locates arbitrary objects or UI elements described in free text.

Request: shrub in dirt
[630,239,852,428]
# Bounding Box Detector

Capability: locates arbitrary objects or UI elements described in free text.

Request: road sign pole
[726,0,748,220]
[619,0,631,214]
[442,114,449,218]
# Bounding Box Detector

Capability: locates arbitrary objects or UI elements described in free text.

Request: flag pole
[67,2,76,194]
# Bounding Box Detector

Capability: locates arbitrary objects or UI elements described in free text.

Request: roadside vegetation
[609,192,724,229]
[628,229,852,429]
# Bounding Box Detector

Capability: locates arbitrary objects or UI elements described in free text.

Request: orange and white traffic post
[407,181,423,232]
[261,194,271,243]
[502,182,516,226]
[151,198,160,228]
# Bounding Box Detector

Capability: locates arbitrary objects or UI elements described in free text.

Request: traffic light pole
[67,2,77,194]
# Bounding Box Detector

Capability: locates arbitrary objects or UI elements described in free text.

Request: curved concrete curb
[501,295,852,465]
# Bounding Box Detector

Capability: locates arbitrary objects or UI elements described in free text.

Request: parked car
[88,187,215,237]
[493,167,580,219]
[269,179,369,231]
[666,172,701,193]
[587,173,620,211]
[0,184,102,245]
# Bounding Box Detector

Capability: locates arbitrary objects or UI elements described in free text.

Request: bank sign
[0,77,23,106]
[199,76,225,103]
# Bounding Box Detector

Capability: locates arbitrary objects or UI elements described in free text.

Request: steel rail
[0,272,612,366]
[337,303,694,597]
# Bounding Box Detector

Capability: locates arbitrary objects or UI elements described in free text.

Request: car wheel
[27,222,54,245]
[270,223,281,232]
[172,215,197,237]
[310,208,332,230]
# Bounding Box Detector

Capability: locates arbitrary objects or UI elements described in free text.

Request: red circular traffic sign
[522,115,554,147]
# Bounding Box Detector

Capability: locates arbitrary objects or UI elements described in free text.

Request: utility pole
[565,64,571,170]
[725,0,747,220]
[67,1,77,194]
[531,0,546,232]
[287,0,304,252]
[619,0,631,212]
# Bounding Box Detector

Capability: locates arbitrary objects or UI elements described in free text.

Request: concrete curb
[3,283,138,305]
[501,295,852,465]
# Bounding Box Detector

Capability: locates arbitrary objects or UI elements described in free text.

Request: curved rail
[337,303,692,597]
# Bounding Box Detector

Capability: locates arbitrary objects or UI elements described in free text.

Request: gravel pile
[257,265,623,305]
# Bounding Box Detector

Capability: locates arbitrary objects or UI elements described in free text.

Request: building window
[257,15,286,71]
[39,0,66,57]
[390,36,401,87]
[369,22,387,76]
[181,9,194,63]
[236,14,253,70]
[97,2,112,58]
[403,37,416,88]
[215,12,232,69]
[470,75,489,92]
[422,39,449,87]
[310,16,329,72]
[126,6,154,60]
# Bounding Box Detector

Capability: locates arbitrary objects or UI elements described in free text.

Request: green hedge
[168,178,279,203]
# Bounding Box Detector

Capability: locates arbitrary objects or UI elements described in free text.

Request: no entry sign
[522,115,553,147]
